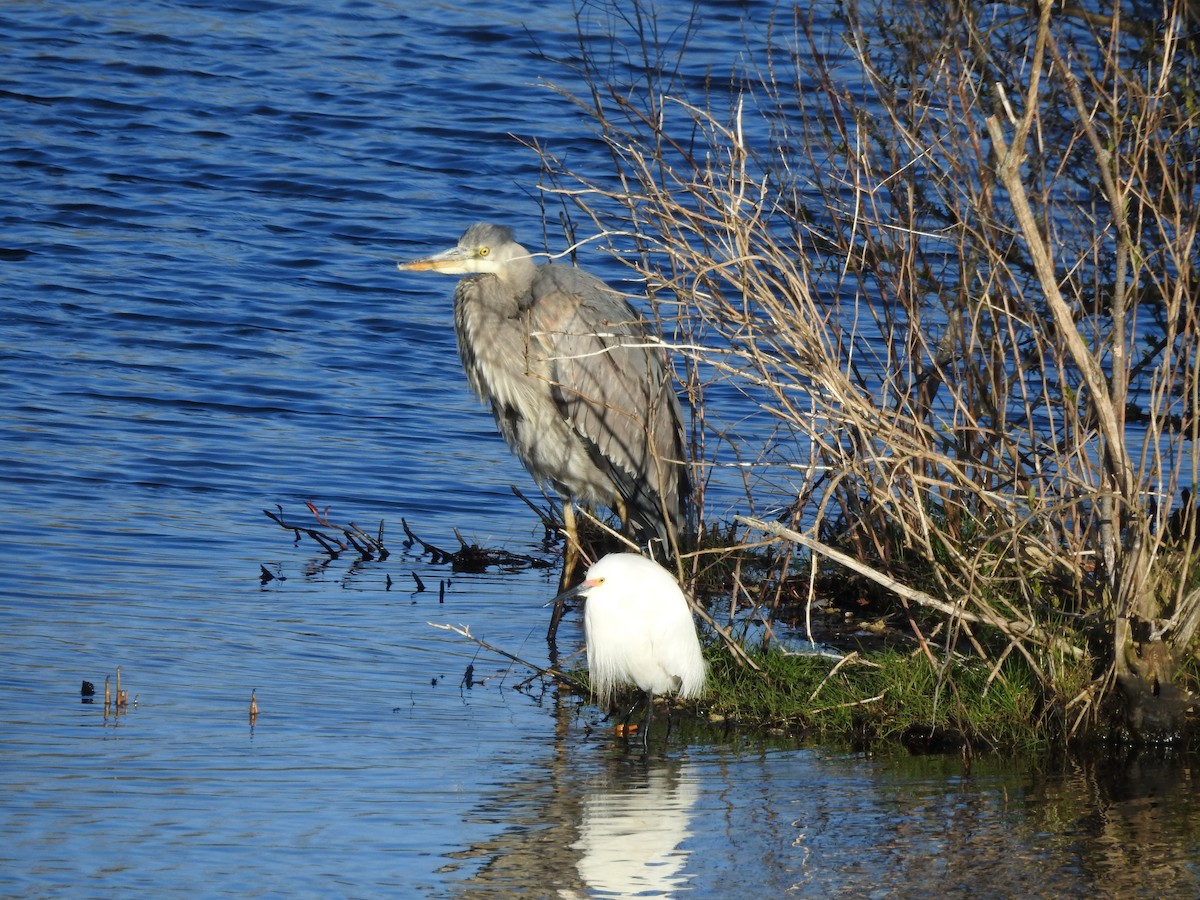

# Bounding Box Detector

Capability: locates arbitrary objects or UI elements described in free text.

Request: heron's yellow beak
[396,245,473,273]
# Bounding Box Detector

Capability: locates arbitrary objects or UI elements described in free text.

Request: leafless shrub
[537,0,1199,737]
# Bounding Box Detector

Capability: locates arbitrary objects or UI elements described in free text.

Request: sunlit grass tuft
[699,646,1054,752]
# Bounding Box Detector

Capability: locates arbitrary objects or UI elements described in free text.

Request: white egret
[558,552,706,742]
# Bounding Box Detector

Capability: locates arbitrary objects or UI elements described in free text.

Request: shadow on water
[1018,750,1200,894]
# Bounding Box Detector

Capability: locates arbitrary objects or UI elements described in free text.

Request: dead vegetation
[532,0,1200,742]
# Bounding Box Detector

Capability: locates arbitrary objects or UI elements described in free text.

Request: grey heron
[396,223,689,593]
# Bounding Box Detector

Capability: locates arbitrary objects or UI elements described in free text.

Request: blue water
[3,1,1198,896]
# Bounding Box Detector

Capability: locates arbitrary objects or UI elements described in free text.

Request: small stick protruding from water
[249,688,259,723]
[104,674,112,710]
[114,666,129,709]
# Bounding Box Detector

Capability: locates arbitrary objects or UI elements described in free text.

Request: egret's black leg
[621,697,639,728]
[641,690,654,749]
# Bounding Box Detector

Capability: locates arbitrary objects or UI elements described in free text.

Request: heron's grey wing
[528,264,687,539]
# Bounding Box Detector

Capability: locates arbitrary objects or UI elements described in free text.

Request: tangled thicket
[536,0,1199,740]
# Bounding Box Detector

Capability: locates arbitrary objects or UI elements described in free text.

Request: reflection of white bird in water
[396,224,689,596]
[572,762,700,897]
[559,553,706,740]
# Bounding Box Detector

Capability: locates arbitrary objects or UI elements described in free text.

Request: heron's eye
[478,247,490,257]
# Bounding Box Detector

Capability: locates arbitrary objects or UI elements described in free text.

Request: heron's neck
[510,255,537,284]
[498,256,538,304]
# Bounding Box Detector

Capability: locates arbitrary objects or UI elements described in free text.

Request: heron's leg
[641,691,654,750]
[614,495,629,531]
[561,501,581,578]
[546,595,566,645]
[547,503,581,644]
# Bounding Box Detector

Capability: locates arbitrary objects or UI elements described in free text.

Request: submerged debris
[264,502,389,561]
[263,503,552,574]
[401,518,553,573]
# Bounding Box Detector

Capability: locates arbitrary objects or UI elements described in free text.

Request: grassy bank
[702,646,1047,752]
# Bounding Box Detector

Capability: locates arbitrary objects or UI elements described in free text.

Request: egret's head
[548,553,667,608]
[397,222,529,277]
[548,570,605,608]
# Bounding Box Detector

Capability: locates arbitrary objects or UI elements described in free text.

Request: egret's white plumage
[574,553,706,711]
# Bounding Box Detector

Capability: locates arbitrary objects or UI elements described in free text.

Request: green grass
[697,645,1053,752]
